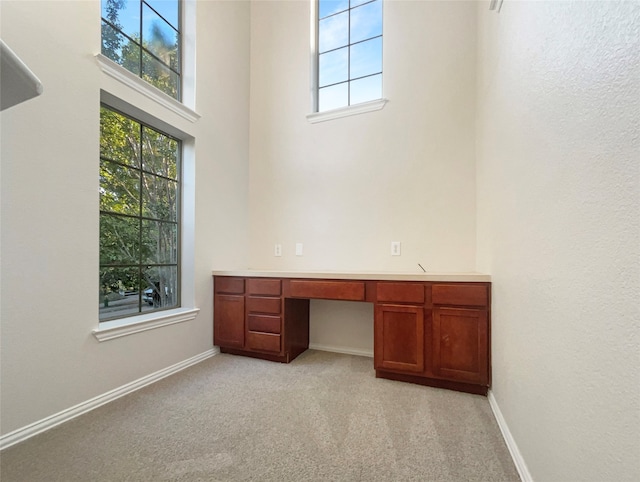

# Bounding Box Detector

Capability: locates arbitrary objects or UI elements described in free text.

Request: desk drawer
[214,277,245,295]
[376,282,425,304]
[246,296,281,314]
[246,332,281,353]
[432,284,488,307]
[247,278,282,296]
[288,280,365,301]
[247,314,281,334]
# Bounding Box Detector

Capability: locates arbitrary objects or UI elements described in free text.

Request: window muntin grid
[317,0,382,112]
[101,0,181,100]
[99,105,181,322]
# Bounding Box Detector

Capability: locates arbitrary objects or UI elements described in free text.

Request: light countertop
[212,270,491,282]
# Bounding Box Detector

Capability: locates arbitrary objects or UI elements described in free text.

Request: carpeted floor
[0,350,520,481]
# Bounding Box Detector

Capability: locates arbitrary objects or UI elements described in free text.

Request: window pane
[319,0,349,19]
[142,3,179,72]
[142,266,178,309]
[102,21,132,67]
[319,47,348,87]
[142,128,179,179]
[101,0,141,41]
[319,11,349,53]
[142,174,178,222]
[350,0,371,7]
[100,107,141,166]
[145,0,179,29]
[350,37,382,79]
[99,106,181,322]
[349,73,382,105]
[99,267,142,321]
[100,161,141,216]
[103,30,142,77]
[350,0,382,44]
[100,214,140,265]
[142,51,179,99]
[319,82,349,111]
[142,220,177,264]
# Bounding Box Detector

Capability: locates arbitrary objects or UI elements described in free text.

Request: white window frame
[307,0,388,123]
[93,0,199,341]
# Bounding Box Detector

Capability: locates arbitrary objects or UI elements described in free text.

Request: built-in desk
[212,271,491,395]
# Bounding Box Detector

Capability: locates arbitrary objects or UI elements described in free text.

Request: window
[101,0,181,100]
[316,0,383,112]
[99,105,181,322]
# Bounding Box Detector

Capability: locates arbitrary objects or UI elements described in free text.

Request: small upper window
[317,0,383,112]
[101,0,181,100]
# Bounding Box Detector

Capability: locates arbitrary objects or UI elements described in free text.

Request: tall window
[317,0,383,112]
[99,106,181,321]
[101,0,181,100]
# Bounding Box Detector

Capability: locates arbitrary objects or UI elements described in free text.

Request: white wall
[248,0,478,352]
[476,1,640,481]
[0,0,250,435]
[248,0,477,272]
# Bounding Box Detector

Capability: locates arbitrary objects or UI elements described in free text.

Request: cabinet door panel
[374,304,424,373]
[214,295,245,348]
[433,307,488,384]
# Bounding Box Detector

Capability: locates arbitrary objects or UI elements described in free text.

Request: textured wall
[476,1,640,480]
[0,0,250,435]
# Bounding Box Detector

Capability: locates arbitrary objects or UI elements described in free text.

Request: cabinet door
[374,304,424,373]
[432,307,488,385]
[214,295,245,348]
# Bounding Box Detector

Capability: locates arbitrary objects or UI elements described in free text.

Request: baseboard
[308,343,373,358]
[488,390,534,482]
[0,347,219,451]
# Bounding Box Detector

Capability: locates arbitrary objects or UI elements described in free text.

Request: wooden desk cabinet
[214,275,491,395]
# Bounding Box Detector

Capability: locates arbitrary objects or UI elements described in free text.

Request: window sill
[92,307,200,342]
[306,98,388,124]
[95,54,200,123]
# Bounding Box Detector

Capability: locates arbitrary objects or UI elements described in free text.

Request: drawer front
[246,332,281,353]
[376,282,425,304]
[246,296,281,315]
[288,280,365,301]
[214,277,245,295]
[247,314,281,334]
[247,278,282,296]
[432,284,488,307]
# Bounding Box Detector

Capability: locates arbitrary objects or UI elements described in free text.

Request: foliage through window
[317,0,383,112]
[101,0,181,99]
[99,106,181,321]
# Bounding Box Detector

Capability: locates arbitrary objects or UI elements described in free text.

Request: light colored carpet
[0,350,520,481]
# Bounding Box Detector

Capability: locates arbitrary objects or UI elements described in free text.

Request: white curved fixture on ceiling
[1,39,43,111]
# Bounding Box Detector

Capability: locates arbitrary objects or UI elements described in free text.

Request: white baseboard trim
[488,390,534,482]
[0,347,219,451]
[309,343,373,358]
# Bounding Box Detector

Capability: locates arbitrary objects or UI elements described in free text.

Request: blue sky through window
[318,0,383,112]
[102,0,178,42]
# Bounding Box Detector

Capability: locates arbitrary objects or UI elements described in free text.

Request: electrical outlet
[295,243,303,256]
[391,241,401,256]
[274,244,282,257]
